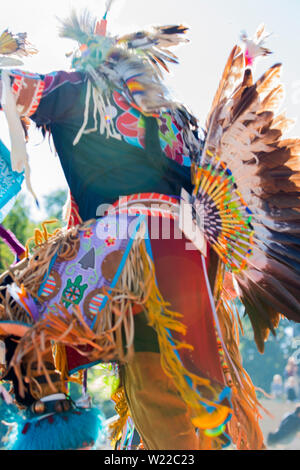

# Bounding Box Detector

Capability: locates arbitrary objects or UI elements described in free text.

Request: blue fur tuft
[6,407,107,450]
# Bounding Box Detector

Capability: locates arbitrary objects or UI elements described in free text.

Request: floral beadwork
[105,236,116,247]
[83,228,94,239]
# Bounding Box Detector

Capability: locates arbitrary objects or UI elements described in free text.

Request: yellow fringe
[109,386,130,448]
[25,219,61,258]
[219,300,266,449]
[214,262,266,450]
[198,430,225,450]
[6,220,237,443]
[53,342,84,387]
[9,304,117,399]
[139,242,232,432]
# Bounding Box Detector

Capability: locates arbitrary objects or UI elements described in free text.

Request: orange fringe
[9,304,117,399]
[109,386,130,447]
[217,297,266,450]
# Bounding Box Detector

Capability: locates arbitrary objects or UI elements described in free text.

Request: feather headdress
[58,6,197,159]
[58,7,189,114]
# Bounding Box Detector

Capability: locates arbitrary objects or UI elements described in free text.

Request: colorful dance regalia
[0,8,300,450]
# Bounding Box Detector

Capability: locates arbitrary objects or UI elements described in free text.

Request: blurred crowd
[267,356,300,448]
[270,357,300,402]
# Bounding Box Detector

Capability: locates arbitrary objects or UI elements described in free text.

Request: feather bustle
[200,26,300,350]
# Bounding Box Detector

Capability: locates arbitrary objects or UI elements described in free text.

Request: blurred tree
[0,242,13,272]
[239,313,295,394]
[0,190,68,271]
[43,188,68,220]
[87,365,119,418]
[2,197,34,245]
[0,196,35,271]
[68,365,118,419]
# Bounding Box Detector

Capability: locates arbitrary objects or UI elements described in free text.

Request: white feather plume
[105,0,116,16]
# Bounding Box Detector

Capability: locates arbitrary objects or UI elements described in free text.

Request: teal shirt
[31,74,194,221]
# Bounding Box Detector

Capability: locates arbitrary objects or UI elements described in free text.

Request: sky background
[1,0,300,220]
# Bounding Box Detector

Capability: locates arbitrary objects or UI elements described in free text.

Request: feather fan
[0,29,36,63]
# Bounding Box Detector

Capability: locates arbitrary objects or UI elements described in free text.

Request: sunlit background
[1,1,300,449]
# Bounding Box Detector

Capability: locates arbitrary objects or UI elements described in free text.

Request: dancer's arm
[0,69,86,125]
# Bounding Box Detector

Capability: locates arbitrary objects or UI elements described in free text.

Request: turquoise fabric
[0,139,24,222]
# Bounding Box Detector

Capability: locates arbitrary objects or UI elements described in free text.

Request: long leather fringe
[215,262,266,450]
[139,242,232,433]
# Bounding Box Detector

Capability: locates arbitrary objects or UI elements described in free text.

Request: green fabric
[51,115,193,221]
[121,311,160,355]
[31,79,193,222]
[133,311,160,353]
